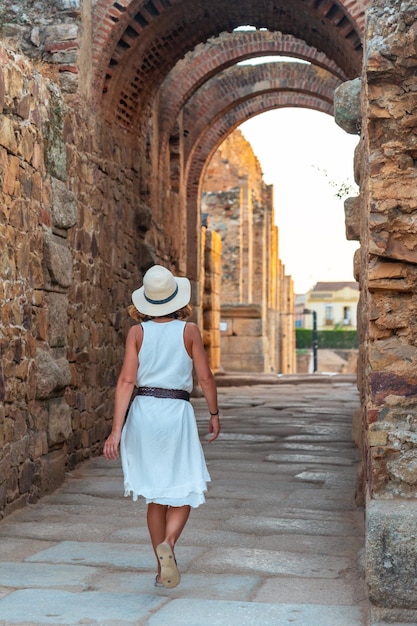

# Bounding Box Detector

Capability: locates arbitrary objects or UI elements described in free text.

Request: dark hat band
[144,284,178,305]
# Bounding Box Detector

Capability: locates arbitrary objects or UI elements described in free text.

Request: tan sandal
[156,542,180,588]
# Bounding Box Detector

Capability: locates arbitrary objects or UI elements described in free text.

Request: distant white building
[298,282,359,330]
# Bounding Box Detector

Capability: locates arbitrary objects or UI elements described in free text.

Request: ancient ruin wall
[359,1,417,617]
[361,0,417,500]
[201,130,293,373]
[0,41,159,517]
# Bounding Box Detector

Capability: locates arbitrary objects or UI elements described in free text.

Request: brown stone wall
[0,44,157,517]
[355,4,417,616]
[360,1,417,500]
[202,130,264,305]
[0,46,75,514]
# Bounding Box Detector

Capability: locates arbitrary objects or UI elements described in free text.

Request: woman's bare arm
[185,322,220,442]
[103,324,142,459]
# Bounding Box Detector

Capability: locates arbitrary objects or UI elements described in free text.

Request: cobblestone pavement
[0,375,371,625]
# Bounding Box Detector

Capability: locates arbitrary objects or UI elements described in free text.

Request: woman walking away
[103,265,221,589]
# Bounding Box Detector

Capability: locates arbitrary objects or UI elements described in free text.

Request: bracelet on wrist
[209,410,219,416]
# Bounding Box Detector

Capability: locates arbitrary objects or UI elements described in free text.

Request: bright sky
[239,107,359,294]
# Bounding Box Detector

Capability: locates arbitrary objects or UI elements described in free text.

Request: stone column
[358,2,417,620]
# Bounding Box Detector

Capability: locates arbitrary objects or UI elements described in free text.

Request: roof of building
[312,281,359,292]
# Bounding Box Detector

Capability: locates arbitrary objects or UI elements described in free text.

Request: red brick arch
[182,83,337,283]
[91,0,368,128]
[181,62,340,166]
[186,92,334,201]
[158,30,347,158]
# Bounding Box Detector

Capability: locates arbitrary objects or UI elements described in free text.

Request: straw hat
[132,265,191,316]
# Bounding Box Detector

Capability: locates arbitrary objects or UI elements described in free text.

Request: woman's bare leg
[147,503,168,577]
[147,503,191,583]
[164,505,191,547]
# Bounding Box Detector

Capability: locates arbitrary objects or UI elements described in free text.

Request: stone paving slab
[223,514,360,537]
[0,562,95,590]
[253,576,362,605]
[25,541,206,571]
[266,452,355,465]
[189,546,351,578]
[145,598,364,626]
[0,589,165,625]
[252,533,364,557]
[93,571,260,600]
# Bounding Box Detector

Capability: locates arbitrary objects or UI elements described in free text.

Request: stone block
[3,154,20,195]
[231,317,262,337]
[48,397,72,446]
[222,335,265,356]
[334,77,362,135]
[50,177,78,229]
[43,231,73,288]
[44,24,79,44]
[0,115,17,155]
[368,430,388,447]
[3,62,24,104]
[32,304,48,341]
[19,460,36,494]
[40,450,66,494]
[29,431,48,460]
[344,195,360,241]
[42,84,67,181]
[47,292,68,347]
[366,498,417,609]
[34,349,71,399]
[17,124,35,161]
[9,436,30,466]
[221,353,265,373]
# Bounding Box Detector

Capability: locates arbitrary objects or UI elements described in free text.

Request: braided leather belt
[137,386,190,401]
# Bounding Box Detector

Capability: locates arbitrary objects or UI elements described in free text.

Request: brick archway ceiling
[186,91,333,193]
[95,0,367,128]
[158,30,347,156]
[184,91,333,259]
[181,62,340,165]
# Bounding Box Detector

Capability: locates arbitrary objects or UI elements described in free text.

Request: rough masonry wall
[359,1,417,617]
[361,0,417,500]
[202,130,265,304]
[0,42,157,517]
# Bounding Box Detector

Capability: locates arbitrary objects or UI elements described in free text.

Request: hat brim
[132,276,191,316]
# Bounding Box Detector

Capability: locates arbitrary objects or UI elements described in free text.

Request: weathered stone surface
[367,499,417,609]
[40,450,66,494]
[42,83,67,181]
[44,24,79,45]
[0,115,17,153]
[344,195,361,241]
[43,231,73,288]
[368,337,417,374]
[387,449,417,487]
[47,293,68,347]
[48,398,72,446]
[334,78,361,135]
[34,349,71,399]
[50,178,77,229]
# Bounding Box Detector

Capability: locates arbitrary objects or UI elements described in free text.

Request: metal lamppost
[303,309,318,373]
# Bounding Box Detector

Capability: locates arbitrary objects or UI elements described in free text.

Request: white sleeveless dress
[120,319,211,508]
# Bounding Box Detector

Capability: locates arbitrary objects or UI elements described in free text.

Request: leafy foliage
[296,329,358,349]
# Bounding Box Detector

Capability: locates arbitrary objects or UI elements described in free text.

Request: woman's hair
[128,303,192,322]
